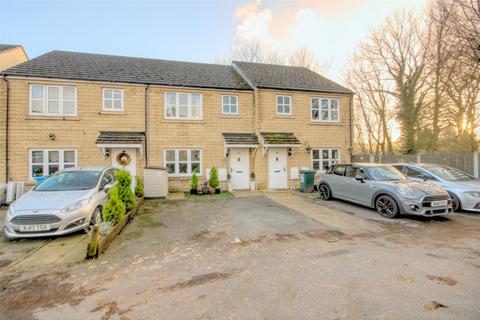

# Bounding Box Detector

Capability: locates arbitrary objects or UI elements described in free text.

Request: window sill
[98,111,127,115]
[168,175,203,180]
[219,114,241,118]
[161,119,206,124]
[309,121,342,125]
[25,116,80,121]
[275,115,295,119]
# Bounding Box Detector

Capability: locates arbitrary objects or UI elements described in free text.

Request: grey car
[4,166,116,239]
[318,163,453,218]
[393,163,480,212]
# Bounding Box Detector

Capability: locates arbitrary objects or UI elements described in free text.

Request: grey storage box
[143,166,168,199]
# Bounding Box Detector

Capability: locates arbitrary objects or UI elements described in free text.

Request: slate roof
[2,50,252,90]
[223,133,259,145]
[96,131,145,145]
[261,132,301,145]
[0,44,21,54]
[233,61,353,94]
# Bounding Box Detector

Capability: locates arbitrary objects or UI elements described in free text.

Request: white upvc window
[222,95,238,114]
[102,88,124,111]
[164,149,202,176]
[312,148,340,172]
[29,84,77,116]
[276,95,291,115]
[164,92,202,120]
[29,149,77,179]
[311,97,340,122]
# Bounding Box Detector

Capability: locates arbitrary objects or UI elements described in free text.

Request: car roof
[62,166,111,172]
[391,163,444,168]
[335,163,392,167]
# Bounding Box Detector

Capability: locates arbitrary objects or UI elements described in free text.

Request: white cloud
[235,0,272,42]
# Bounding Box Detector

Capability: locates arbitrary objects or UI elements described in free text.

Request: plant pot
[227,182,233,192]
[190,189,198,195]
[215,188,221,194]
[250,181,256,190]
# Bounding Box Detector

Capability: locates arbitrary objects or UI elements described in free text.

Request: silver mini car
[318,163,453,218]
[393,163,480,212]
[4,167,116,239]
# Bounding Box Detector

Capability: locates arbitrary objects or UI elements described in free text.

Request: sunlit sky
[0,0,426,82]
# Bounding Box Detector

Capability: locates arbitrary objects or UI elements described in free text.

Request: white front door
[229,148,250,190]
[268,148,288,189]
[112,148,137,178]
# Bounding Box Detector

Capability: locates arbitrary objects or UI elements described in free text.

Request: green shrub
[208,167,219,189]
[191,172,199,190]
[134,176,145,198]
[102,186,126,225]
[115,169,136,212]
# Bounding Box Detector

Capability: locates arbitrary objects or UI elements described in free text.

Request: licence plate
[19,224,51,232]
[431,200,448,207]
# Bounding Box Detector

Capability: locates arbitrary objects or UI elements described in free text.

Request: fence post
[369,154,375,163]
[474,151,479,178]
[417,154,421,163]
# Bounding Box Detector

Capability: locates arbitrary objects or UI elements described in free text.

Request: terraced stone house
[0,50,353,191]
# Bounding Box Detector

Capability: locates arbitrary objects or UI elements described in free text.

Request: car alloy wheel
[448,193,460,212]
[375,195,398,218]
[319,184,331,201]
[90,207,102,227]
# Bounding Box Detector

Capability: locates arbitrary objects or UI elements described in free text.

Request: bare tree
[287,47,332,74]
[218,39,285,65]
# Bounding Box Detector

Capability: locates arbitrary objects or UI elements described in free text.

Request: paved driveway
[1,194,479,320]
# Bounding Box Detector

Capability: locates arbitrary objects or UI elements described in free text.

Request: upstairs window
[165,92,202,120]
[311,97,339,122]
[30,85,77,116]
[103,88,124,112]
[276,95,291,115]
[222,95,238,114]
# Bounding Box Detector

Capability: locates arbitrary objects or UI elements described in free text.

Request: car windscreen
[35,171,102,191]
[365,166,405,181]
[427,166,476,181]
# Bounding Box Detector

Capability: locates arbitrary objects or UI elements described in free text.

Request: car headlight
[398,187,416,199]
[464,191,480,198]
[61,197,92,214]
[6,204,15,218]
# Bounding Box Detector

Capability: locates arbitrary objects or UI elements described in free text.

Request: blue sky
[0,0,425,82]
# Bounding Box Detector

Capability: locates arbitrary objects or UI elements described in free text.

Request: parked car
[392,163,480,212]
[4,166,116,239]
[318,163,453,218]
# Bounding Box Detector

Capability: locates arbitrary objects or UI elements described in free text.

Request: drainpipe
[2,76,9,183]
[349,94,354,161]
[144,84,149,167]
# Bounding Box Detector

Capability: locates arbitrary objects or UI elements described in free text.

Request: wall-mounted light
[48,133,56,141]
[288,148,293,156]
[305,140,311,153]
[105,148,111,157]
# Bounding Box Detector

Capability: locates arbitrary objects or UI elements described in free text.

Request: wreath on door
[116,150,131,166]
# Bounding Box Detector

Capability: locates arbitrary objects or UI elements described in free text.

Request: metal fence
[352,152,480,177]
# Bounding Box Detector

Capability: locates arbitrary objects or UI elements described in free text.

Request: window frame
[311,97,340,122]
[28,149,77,180]
[221,95,239,115]
[163,149,202,177]
[29,84,77,116]
[102,88,124,112]
[311,148,340,172]
[164,92,203,120]
[276,95,292,115]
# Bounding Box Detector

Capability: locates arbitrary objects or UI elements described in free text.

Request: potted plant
[227,173,233,192]
[209,167,220,194]
[250,171,256,190]
[190,172,199,195]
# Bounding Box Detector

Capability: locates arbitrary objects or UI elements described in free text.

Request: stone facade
[1,76,352,191]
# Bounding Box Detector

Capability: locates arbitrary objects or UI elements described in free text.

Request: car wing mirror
[354,174,366,183]
[102,183,114,192]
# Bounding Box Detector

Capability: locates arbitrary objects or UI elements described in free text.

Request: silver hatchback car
[4,166,116,239]
[393,163,480,212]
[318,163,453,218]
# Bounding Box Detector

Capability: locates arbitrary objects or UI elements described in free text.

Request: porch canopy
[260,132,301,155]
[96,131,145,158]
[222,133,259,157]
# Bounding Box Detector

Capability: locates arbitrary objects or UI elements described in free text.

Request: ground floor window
[29,149,77,179]
[164,149,202,176]
[312,148,340,171]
